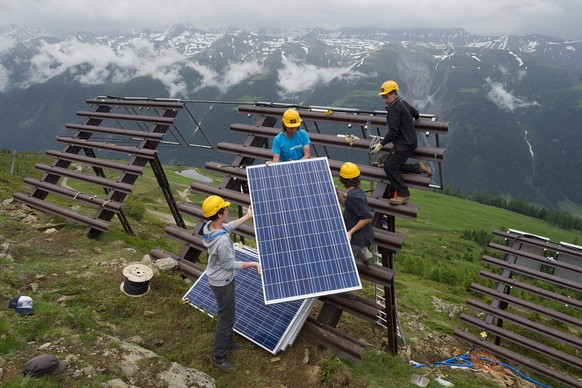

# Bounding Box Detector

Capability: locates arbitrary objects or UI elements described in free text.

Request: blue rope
[412,354,551,388]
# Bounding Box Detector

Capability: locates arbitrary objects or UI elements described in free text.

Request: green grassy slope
[0,151,580,387]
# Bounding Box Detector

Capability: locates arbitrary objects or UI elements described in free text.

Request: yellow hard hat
[340,162,360,179]
[282,109,302,128]
[378,80,399,96]
[202,195,230,217]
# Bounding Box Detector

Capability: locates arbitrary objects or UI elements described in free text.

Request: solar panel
[246,157,362,304]
[183,244,316,354]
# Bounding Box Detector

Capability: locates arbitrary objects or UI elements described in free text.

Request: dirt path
[176,187,193,203]
[60,163,82,190]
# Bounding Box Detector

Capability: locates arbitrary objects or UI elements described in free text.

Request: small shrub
[123,197,145,221]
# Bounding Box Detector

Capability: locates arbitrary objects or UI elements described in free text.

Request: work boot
[419,161,433,177]
[212,356,236,373]
[389,196,410,205]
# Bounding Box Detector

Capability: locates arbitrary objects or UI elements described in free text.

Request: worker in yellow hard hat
[201,195,261,373]
[370,80,432,205]
[271,108,311,162]
[337,162,374,270]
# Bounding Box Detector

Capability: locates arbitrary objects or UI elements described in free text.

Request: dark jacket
[343,187,374,248]
[380,97,419,152]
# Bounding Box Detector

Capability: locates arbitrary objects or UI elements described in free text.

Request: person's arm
[383,106,401,145]
[301,144,311,159]
[336,187,345,205]
[233,205,253,228]
[347,218,371,241]
[272,135,282,162]
[241,261,261,276]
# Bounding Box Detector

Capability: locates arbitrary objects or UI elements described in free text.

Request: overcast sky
[0,0,580,40]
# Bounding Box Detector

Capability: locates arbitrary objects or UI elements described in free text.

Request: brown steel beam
[490,242,582,275]
[23,178,122,212]
[466,298,581,349]
[303,318,367,361]
[470,282,582,327]
[56,137,157,158]
[479,270,582,310]
[327,158,430,191]
[75,111,176,124]
[482,255,582,292]
[237,105,450,134]
[86,98,184,109]
[215,142,431,191]
[182,184,403,252]
[492,229,576,256]
[454,330,582,388]
[65,124,165,141]
[45,150,144,174]
[459,313,582,369]
[204,161,418,220]
[12,193,110,231]
[230,123,445,162]
[35,164,133,194]
[149,154,186,228]
[321,294,383,324]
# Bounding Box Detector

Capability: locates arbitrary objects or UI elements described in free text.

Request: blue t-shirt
[272,130,311,161]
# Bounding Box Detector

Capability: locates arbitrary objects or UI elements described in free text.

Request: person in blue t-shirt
[271,109,311,162]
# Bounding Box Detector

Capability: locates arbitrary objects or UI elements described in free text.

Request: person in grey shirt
[202,195,261,372]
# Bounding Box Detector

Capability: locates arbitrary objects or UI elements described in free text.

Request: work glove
[369,143,383,154]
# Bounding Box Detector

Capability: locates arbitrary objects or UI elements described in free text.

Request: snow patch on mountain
[1,25,581,98]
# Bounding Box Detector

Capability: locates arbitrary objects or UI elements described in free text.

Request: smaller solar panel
[183,244,316,354]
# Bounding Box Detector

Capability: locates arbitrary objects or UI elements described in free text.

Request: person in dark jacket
[336,162,375,299]
[336,162,374,265]
[370,80,432,205]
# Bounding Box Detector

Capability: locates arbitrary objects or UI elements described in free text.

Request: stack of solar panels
[183,244,316,354]
[246,157,362,304]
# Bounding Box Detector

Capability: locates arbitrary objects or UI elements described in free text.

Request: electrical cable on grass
[413,351,551,388]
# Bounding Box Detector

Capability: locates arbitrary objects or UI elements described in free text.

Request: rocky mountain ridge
[1,25,581,211]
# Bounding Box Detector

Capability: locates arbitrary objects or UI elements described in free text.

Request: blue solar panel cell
[246,157,362,304]
[183,245,315,354]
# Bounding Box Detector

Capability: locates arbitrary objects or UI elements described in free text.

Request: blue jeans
[210,280,236,360]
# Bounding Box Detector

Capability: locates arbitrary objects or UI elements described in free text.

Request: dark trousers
[210,280,236,360]
[383,149,418,197]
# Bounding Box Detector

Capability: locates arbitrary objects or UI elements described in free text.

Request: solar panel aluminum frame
[183,244,316,354]
[246,157,362,305]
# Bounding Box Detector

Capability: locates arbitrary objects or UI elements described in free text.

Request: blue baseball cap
[8,296,34,315]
